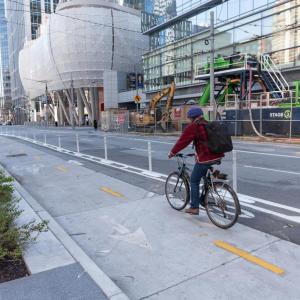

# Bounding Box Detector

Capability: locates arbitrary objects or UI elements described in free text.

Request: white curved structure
[19,0,146,99]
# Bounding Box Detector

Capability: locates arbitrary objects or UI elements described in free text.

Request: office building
[5,0,60,124]
[142,0,300,103]
[18,0,147,125]
[0,0,11,123]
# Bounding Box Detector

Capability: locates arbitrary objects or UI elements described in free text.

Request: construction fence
[98,103,300,138]
[23,96,300,138]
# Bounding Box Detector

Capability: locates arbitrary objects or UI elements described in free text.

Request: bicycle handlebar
[175,153,195,158]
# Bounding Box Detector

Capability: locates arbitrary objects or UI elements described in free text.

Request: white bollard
[58,136,61,149]
[104,135,108,160]
[148,140,152,172]
[33,133,36,141]
[44,134,47,145]
[232,150,237,192]
[76,134,80,153]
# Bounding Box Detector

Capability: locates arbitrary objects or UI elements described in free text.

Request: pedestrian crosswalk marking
[214,240,285,275]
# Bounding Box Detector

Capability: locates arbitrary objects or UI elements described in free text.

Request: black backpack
[195,121,233,154]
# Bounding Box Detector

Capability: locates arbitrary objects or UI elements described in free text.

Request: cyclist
[168,107,224,215]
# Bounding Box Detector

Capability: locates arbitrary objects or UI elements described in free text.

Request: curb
[0,164,130,300]
[14,193,75,275]
[232,136,300,145]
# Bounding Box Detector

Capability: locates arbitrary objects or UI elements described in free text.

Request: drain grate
[6,153,27,158]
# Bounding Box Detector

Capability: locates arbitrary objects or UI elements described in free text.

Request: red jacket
[170,118,224,163]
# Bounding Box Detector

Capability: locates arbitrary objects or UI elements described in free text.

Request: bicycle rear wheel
[205,182,240,229]
[165,172,190,210]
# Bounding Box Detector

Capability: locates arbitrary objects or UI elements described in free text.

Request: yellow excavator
[134,82,175,131]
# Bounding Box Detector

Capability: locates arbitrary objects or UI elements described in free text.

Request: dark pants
[93,120,98,131]
[190,163,210,208]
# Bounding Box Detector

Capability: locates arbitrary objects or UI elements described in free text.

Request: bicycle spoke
[205,182,239,229]
[165,172,189,211]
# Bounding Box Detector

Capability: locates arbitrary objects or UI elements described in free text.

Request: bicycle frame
[176,154,229,199]
[176,155,191,180]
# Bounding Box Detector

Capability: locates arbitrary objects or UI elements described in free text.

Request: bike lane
[0,137,300,300]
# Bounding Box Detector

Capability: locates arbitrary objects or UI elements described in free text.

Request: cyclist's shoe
[185,207,199,215]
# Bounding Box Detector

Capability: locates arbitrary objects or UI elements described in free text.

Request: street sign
[127,73,136,89]
[117,113,125,124]
[134,95,141,103]
[137,74,144,89]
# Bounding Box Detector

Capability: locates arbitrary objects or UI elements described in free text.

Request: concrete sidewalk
[1,136,300,299]
[0,263,107,300]
[0,191,109,300]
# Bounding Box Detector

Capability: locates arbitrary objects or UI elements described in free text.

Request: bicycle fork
[173,171,185,193]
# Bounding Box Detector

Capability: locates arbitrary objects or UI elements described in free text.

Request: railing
[224,92,295,109]
[224,94,238,109]
[260,54,290,94]
[194,53,251,77]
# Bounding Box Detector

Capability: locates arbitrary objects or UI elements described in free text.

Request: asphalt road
[2,125,300,244]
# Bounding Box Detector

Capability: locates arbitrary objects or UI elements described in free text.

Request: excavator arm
[148,82,176,115]
[160,82,176,123]
[149,85,173,112]
[134,82,176,130]
[165,82,176,111]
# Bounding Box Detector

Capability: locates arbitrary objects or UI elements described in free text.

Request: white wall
[19,0,148,100]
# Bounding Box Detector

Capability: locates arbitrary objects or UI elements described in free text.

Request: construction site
[100,52,299,139]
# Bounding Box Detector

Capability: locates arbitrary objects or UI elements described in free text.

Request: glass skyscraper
[142,0,300,99]
[0,0,11,123]
[5,0,61,124]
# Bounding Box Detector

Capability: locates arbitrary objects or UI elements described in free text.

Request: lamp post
[23,78,52,126]
[209,10,217,121]
[134,64,141,113]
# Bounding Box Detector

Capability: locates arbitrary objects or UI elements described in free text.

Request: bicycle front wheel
[165,172,190,211]
[205,182,240,229]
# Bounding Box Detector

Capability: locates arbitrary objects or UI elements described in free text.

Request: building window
[53,0,59,12]
[30,0,42,39]
[45,0,51,13]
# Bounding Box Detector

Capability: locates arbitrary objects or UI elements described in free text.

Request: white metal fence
[1,126,300,195]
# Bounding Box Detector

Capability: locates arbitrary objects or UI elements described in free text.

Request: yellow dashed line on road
[101,187,124,198]
[56,165,69,173]
[214,240,285,275]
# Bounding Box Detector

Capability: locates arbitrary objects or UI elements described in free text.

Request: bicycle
[165,153,240,229]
